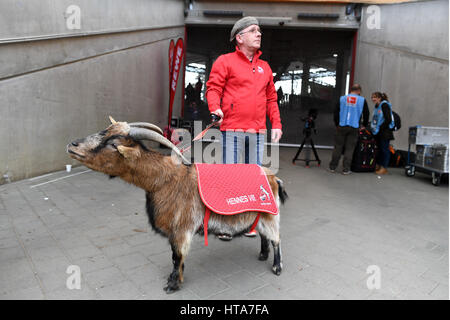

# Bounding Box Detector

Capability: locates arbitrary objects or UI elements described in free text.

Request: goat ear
[117,145,140,160]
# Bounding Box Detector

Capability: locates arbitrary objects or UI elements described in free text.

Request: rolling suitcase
[351,129,377,172]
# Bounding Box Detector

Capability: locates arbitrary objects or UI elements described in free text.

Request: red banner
[168,38,184,128]
[168,39,175,84]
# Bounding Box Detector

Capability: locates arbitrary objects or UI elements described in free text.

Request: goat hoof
[258,252,269,261]
[164,283,180,294]
[272,265,282,276]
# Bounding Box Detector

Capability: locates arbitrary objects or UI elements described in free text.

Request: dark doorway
[185,25,355,147]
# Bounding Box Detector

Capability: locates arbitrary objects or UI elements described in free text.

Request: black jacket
[375,103,394,141]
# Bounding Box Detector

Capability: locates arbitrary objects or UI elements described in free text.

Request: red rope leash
[204,207,211,246]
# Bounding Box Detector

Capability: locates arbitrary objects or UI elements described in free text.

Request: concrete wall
[0,0,185,183]
[185,0,359,29]
[355,0,448,150]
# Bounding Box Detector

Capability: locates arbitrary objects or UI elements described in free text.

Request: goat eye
[111,143,117,149]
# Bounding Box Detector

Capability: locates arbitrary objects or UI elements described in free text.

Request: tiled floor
[0,148,448,299]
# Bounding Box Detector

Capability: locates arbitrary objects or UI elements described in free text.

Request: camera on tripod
[301,108,318,136]
[292,108,321,167]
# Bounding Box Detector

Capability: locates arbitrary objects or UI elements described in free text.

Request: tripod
[292,126,321,167]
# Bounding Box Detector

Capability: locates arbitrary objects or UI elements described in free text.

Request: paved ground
[0,147,448,300]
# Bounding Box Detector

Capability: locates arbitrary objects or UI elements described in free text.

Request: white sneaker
[244,230,258,237]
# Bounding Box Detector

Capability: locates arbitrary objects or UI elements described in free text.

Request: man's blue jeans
[222,131,265,165]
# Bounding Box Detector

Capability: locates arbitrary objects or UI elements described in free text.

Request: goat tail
[276,178,288,204]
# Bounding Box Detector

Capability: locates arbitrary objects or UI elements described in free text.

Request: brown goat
[67,118,287,293]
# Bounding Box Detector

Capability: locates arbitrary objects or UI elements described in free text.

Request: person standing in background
[370,92,394,175]
[328,84,369,175]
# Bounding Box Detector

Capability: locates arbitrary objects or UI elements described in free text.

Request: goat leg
[258,234,270,261]
[164,244,183,293]
[271,240,282,276]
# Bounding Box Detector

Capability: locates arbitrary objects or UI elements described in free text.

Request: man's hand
[211,109,224,125]
[271,128,282,143]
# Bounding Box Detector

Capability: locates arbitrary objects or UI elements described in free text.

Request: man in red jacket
[206,16,283,239]
[206,16,282,165]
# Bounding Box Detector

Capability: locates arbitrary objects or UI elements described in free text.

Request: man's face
[237,24,262,51]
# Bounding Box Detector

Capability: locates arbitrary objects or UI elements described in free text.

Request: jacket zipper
[252,61,256,114]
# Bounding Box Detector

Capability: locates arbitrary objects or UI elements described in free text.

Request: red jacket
[206,47,282,133]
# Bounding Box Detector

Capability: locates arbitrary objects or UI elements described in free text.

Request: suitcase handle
[360,128,372,136]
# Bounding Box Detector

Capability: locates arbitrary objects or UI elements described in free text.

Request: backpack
[388,145,406,167]
[391,111,401,131]
[382,101,401,131]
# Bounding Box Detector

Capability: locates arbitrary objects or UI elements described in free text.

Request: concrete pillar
[291,71,294,95]
[204,55,213,99]
[341,50,350,94]
[334,53,344,102]
[301,60,310,96]
[205,56,213,80]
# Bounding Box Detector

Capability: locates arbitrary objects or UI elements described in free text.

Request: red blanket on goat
[195,163,278,245]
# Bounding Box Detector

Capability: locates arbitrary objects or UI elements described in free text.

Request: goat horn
[109,116,117,124]
[129,127,190,164]
[129,122,163,136]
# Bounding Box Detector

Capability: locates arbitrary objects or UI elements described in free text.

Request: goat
[67,117,287,293]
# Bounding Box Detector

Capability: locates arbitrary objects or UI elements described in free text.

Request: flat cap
[229,16,259,42]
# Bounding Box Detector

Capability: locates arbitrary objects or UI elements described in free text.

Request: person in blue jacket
[370,92,394,175]
[329,84,370,174]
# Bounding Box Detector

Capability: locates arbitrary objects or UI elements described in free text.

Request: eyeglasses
[239,27,262,36]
